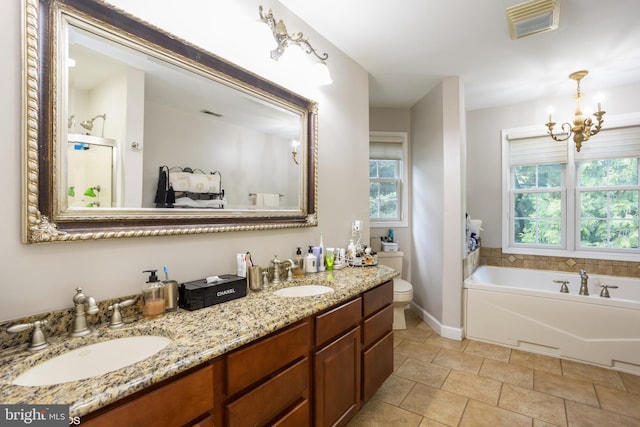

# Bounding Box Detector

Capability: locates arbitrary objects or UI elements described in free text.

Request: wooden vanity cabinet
[361,280,394,403]
[79,281,393,427]
[313,297,362,427]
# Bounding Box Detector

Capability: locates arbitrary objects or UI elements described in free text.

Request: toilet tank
[377,251,403,275]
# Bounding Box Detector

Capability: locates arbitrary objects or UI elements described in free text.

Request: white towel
[188,174,220,193]
[169,172,190,192]
[255,193,280,207]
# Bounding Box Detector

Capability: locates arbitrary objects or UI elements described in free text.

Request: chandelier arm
[546,122,572,142]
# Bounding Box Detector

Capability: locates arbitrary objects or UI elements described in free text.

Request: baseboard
[410,302,464,341]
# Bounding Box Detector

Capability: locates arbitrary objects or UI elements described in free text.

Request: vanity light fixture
[257,5,332,85]
[80,113,106,137]
[545,70,605,152]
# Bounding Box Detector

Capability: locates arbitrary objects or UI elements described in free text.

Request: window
[369,132,408,227]
[502,116,640,260]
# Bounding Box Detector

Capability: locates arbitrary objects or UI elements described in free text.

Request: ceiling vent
[506,0,559,40]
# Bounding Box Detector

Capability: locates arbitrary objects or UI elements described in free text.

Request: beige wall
[409,78,466,339]
[1,0,370,321]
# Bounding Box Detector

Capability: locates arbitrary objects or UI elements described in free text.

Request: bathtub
[464,266,640,374]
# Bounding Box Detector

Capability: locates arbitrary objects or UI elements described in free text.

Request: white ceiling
[279,0,640,110]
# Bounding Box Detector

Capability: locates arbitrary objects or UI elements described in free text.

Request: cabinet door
[314,327,361,427]
[362,331,394,403]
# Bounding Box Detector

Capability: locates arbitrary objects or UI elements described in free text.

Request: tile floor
[347,310,640,427]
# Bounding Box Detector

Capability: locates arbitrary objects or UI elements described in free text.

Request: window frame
[369,131,409,228]
[502,113,640,261]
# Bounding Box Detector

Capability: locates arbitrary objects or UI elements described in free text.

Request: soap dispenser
[294,247,304,270]
[142,269,165,319]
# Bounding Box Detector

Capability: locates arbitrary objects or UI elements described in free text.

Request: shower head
[80,114,106,131]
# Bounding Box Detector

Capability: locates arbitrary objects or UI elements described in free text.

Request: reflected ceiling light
[257,5,332,85]
[506,0,559,40]
[545,70,605,152]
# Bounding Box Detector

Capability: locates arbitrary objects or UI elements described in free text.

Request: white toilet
[377,251,414,330]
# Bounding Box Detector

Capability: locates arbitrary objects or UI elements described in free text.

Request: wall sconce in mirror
[80,113,107,137]
[291,140,299,165]
[258,5,332,85]
[545,70,605,152]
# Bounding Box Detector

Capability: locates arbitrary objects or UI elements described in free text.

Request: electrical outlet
[352,220,362,235]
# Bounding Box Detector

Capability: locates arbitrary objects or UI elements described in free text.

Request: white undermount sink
[273,285,334,298]
[13,335,171,386]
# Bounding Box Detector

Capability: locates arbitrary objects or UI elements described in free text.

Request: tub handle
[553,280,570,293]
[599,284,619,298]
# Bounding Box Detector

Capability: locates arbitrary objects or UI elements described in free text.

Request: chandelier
[545,70,605,152]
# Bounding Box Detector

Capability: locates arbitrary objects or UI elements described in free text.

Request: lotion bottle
[304,246,317,274]
[142,269,165,319]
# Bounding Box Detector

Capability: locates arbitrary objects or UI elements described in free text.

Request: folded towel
[255,193,280,207]
[188,173,220,193]
[169,172,190,192]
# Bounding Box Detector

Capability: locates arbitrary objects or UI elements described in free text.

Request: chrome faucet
[578,269,589,296]
[70,287,99,337]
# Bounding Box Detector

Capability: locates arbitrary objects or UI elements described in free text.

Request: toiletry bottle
[295,247,304,269]
[304,246,317,274]
[142,269,165,319]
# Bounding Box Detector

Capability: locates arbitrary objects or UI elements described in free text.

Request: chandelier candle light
[546,70,605,152]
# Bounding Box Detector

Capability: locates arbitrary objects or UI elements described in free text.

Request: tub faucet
[70,287,99,337]
[578,269,589,296]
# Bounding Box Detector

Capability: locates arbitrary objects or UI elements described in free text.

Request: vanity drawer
[362,304,393,348]
[272,399,310,427]
[82,364,214,427]
[226,357,309,426]
[362,331,394,403]
[315,297,362,347]
[227,319,311,396]
[363,280,393,317]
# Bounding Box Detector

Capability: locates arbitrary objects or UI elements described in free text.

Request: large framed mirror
[22,0,318,243]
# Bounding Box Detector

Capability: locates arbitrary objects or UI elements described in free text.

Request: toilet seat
[393,278,413,294]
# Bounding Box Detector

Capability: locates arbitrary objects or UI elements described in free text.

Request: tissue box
[381,242,398,252]
[179,274,246,311]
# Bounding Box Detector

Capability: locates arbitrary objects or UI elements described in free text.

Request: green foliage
[512,159,640,249]
[370,159,400,220]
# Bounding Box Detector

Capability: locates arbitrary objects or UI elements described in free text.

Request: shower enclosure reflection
[66,134,116,208]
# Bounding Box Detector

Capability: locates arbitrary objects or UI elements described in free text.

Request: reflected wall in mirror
[22,0,318,243]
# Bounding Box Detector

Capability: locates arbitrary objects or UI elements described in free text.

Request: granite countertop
[0,265,397,418]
